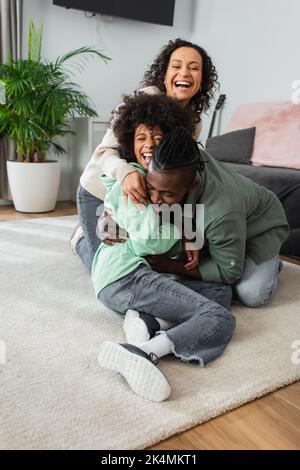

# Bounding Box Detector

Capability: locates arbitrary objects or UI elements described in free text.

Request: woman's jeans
[76,184,104,272]
[99,265,236,367]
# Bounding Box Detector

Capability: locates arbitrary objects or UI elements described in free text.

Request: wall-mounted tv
[53,0,176,26]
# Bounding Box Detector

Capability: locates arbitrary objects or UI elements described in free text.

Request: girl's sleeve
[104,179,181,257]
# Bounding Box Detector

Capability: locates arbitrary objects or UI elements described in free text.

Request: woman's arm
[90,127,147,205]
[92,127,135,183]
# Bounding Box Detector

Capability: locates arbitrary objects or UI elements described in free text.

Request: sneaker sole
[69,223,83,255]
[123,309,150,345]
[98,341,171,402]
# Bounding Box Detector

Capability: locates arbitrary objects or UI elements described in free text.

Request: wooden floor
[0,201,77,221]
[1,202,300,450]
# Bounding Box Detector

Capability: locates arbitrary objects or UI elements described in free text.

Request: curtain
[0,0,22,200]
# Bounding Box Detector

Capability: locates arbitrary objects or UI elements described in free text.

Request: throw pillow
[226,101,300,170]
[205,127,256,164]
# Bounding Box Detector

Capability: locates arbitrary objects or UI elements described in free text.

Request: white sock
[138,333,173,358]
[156,318,175,330]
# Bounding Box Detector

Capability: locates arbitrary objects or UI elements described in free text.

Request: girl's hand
[121,171,148,208]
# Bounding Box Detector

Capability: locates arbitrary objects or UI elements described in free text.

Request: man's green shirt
[187,150,290,284]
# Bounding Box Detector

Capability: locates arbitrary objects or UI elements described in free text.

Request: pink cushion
[226,101,300,170]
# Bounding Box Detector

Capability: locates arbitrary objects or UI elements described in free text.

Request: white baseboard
[0,200,12,205]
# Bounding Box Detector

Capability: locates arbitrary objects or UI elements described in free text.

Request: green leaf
[0,20,111,162]
[28,18,43,62]
[0,79,6,104]
[54,46,111,68]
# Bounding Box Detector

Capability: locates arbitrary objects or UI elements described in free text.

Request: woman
[72,38,218,271]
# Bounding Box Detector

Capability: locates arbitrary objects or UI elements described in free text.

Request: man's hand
[183,238,201,270]
[146,255,171,274]
[184,248,200,270]
[121,171,148,208]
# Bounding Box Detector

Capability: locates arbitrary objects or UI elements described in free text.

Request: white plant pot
[7,161,60,213]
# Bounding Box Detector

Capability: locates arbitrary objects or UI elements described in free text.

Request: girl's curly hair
[111,92,196,161]
[142,38,219,121]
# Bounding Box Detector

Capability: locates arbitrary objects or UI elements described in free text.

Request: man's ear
[188,179,199,193]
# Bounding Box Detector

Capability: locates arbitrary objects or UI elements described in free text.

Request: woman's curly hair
[111,92,196,162]
[142,38,219,121]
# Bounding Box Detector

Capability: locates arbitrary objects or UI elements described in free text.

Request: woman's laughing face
[164,46,203,106]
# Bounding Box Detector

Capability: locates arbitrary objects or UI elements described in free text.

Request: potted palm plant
[0,20,110,212]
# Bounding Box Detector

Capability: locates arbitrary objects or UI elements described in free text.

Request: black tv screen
[53,0,176,26]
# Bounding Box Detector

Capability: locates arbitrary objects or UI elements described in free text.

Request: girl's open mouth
[142,153,153,166]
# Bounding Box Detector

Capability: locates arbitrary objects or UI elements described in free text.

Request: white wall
[19,0,196,200]
[3,0,298,203]
[25,0,299,145]
[23,0,196,120]
[191,0,300,142]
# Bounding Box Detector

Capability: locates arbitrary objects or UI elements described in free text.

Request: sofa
[205,101,300,259]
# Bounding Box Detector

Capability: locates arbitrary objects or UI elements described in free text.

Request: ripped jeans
[98,264,236,367]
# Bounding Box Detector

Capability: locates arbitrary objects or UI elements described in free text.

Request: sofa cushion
[225,162,300,200]
[205,127,256,164]
[224,161,300,259]
[226,101,300,170]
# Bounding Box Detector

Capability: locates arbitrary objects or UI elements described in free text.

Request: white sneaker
[123,309,151,345]
[70,223,83,255]
[98,341,171,402]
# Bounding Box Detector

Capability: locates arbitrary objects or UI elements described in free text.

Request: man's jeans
[76,184,104,272]
[99,265,236,367]
[235,256,281,307]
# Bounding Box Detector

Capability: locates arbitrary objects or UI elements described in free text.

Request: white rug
[0,215,300,450]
